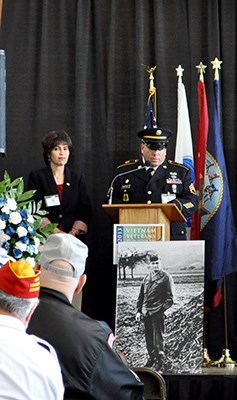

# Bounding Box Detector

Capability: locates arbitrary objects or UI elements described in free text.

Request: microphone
[108,161,150,204]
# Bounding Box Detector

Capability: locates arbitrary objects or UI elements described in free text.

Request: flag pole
[207,58,235,368]
[194,62,211,367]
[210,276,235,367]
[211,58,234,368]
[141,64,157,92]
[222,276,236,366]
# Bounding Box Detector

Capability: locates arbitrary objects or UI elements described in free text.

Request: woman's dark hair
[41,130,73,165]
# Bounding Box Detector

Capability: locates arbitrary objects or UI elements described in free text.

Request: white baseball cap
[40,233,88,278]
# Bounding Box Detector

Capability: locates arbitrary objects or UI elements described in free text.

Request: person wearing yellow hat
[0,260,64,400]
[106,127,199,240]
[27,233,144,400]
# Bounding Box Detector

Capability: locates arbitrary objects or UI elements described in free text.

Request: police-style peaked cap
[137,128,173,150]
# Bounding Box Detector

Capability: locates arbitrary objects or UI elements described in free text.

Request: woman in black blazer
[27,130,92,238]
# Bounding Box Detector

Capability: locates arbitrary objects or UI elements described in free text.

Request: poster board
[115,240,205,374]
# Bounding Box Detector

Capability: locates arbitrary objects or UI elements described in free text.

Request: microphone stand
[108,163,149,205]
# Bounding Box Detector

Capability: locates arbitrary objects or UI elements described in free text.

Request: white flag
[175,81,194,239]
[175,81,194,181]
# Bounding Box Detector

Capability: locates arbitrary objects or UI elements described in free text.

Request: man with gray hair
[0,259,64,400]
[27,233,144,400]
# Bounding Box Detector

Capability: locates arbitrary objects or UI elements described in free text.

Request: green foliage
[0,171,58,265]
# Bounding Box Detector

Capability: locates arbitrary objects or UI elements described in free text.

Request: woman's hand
[69,220,88,236]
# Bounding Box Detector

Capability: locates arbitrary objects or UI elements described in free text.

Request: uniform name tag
[121,184,131,190]
[161,193,176,204]
[44,194,60,207]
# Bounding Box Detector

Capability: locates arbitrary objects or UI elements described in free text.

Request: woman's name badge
[44,194,61,207]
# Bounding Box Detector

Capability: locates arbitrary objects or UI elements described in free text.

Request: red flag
[191,80,209,240]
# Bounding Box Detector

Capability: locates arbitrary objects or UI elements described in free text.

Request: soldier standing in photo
[135,253,174,370]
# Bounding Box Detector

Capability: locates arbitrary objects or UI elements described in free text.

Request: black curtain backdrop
[1,0,237,360]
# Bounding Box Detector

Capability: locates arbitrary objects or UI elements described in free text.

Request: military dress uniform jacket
[108,158,199,240]
[27,166,92,233]
[136,269,174,316]
[27,288,144,400]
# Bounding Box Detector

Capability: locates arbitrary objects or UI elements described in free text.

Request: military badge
[183,202,194,209]
[189,183,197,194]
[123,193,129,202]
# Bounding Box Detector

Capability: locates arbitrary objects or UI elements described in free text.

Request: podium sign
[103,203,186,241]
[113,223,165,264]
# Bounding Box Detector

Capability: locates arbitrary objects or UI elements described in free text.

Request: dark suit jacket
[27,166,92,233]
[27,288,144,400]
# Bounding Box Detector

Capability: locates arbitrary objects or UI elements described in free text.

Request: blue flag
[200,78,237,309]
[144,88,158,129]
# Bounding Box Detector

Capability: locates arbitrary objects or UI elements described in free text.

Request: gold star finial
[176,65,184,83]
[196,62,207,82]
[211,57,222,80]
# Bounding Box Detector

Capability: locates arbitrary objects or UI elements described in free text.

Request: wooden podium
[102,203,186,241]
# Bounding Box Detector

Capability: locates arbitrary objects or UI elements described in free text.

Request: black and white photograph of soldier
[135,253,174,370]
[115,240,205,374]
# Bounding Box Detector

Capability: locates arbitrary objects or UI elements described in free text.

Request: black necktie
[147,167,154,179]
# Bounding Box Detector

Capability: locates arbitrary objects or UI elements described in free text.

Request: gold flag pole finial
[141,64,157,92]
[196,62,207,82]
[176,65,184,84]
[211,57,222,81]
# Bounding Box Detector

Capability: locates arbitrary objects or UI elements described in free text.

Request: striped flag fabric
[144,87,158,129]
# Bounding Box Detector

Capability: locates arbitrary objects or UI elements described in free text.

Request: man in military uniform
[135,253,174,370]
[107,127,198,240]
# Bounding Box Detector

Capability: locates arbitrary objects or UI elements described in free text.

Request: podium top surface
[102,203,186,223]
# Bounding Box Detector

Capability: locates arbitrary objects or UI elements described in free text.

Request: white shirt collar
[0,314,26,332]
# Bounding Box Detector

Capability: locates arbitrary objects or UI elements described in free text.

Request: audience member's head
[0,260,40,324]
[39,233,88,301]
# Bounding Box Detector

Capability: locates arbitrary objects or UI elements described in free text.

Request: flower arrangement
[0,171,56,267]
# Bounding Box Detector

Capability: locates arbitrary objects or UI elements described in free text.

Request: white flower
[27,215,34,224]
[0,220,6,230]
[0,247,8,256]
[25,257,36,267]
[0,231,10,245]
[1,205,10,214]
[7,198,17,211]
[9,211,22,225]
[16,226,28,238]
[0,172,54,264]
[33,237,40,247]
[15,241,27,252]
[33,245,39,255]
[0,248,15,263]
